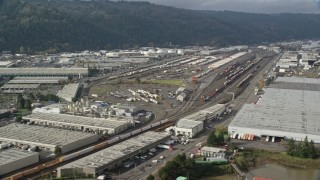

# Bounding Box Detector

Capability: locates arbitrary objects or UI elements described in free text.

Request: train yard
[1,49,279,180]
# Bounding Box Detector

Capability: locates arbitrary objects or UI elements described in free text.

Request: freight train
[202,59,261,102]
[3,119,169,180]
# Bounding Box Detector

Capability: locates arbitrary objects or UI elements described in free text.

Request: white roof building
[57,131,170,178]
[0,124,99,153]
[57,83,81,102]
[24,113,129,135]
[229,77,320,143]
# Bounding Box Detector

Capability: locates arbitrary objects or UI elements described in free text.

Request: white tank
[177,49,185,55]
[86,99,90,107]
[168,49,176,54]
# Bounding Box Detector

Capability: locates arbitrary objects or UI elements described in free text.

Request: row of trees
[158,154,197,180]
[158,153,232,180]
[17,94,32,110]
[287,136,317,159]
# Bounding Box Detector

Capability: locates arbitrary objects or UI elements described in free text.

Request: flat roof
[181,104,225,121]
[56,83,80,101]
[229,88,320,136]
[0,61,13,66]
[200,146,226,153]
[24,113,128,130]
[275,77,320,85]
[1,84,40,89]
[0,68,88,75]
[8,77,68,84]
[59,131,170,169]
[0,148,38,166]
[176,120,203,129]
[0,123,98,147]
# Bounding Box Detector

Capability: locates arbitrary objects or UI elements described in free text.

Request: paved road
[112,53,281,180]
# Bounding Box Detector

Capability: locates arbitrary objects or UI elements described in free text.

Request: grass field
[142,79,184,86]
[248,149,320,169]
[89,85,115,95]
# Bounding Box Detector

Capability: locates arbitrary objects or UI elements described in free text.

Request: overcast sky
[129,0,320,13]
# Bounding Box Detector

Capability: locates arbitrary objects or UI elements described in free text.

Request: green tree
[28,93,35,100]
[15,115,22,122]
[135,76,141,84]
[146,175,155,180]
[296,141,303,158]
[217,133,225,144]
[308,140,316,159]
[54,146,62,155]
[287,138,295,156]
[207,131,219,146]
[158,160,179,180]
[17,94,25,109]
[302,136,310,158]
[25,99,32,110]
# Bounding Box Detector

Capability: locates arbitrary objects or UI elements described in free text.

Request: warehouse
[8,77,68,84]
[229,77,320,143]
[175,120,203,138]
[57,131,170,178]
[24,113,129,135]
[0,68,88,77]
[0,148,39,176]
[0,84,40,91]
[180,104,226,122]
[175,104,226,138]
[0,124,99,153]
[57,83,81,102]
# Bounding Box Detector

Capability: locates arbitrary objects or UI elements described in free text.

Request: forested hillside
[1,0,320,53]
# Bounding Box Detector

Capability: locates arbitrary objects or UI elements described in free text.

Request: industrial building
[0,68,88,77]
[57,131,170,178]
[0,148,39,176]
[8,77,68,84]
[229,77,320,143]
[57,83,81,102]
[175,120,203,138]
[177,92,187,102]
[32,103,68,114]
[175,104,226,138]
[24,113,129,135]
[180,104,226,122]
[0,84,40,91]
[0,124,99,153]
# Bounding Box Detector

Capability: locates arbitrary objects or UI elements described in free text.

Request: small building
[200,146,226,157]
[176,87,186,95]
[0,148,39,176]
[177,92,187,102]
[176,177,188,180]
[175,120,203,138]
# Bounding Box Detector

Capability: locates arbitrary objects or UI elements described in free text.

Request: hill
[1,0,320,53]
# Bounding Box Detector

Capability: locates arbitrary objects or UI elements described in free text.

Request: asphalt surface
[114,53,281,180]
